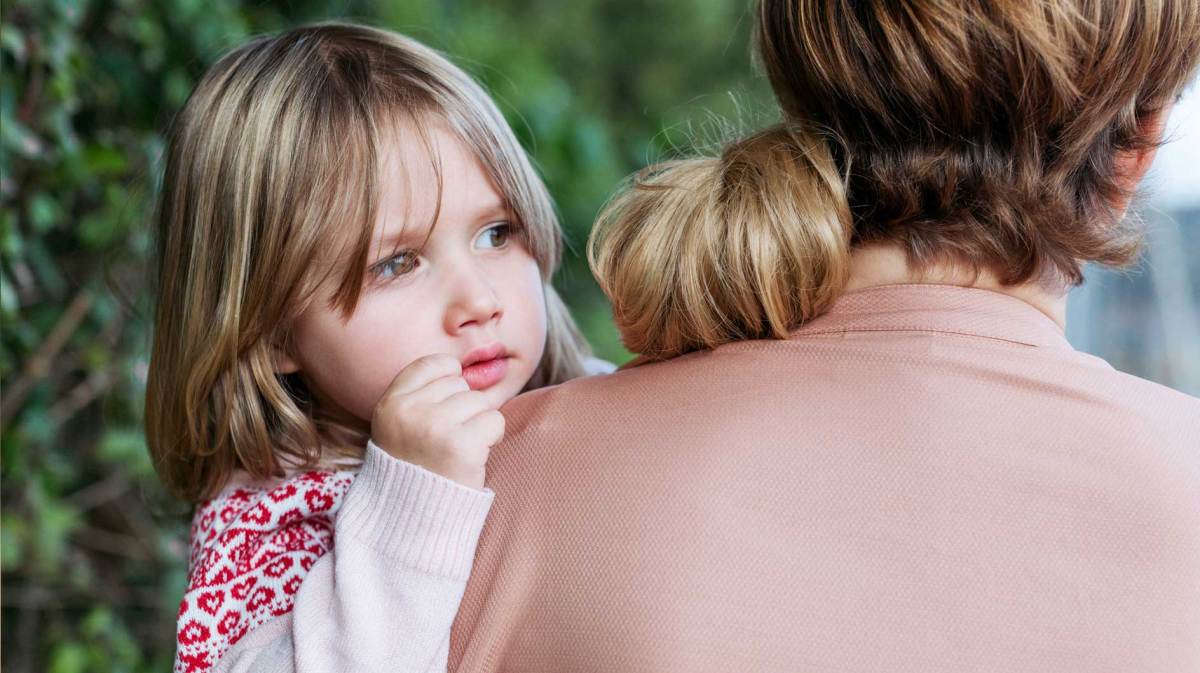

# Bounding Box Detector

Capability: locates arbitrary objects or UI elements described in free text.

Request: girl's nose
[443,262,503,334]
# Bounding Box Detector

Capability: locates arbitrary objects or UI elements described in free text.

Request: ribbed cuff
[336,439,495,580]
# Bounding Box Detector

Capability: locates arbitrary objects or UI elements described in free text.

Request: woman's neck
[844,244,1068,330]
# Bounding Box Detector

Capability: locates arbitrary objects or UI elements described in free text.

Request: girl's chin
[488,366,532,409]
[485,379,520,409]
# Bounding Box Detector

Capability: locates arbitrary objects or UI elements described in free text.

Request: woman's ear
[1111,105,1172,217]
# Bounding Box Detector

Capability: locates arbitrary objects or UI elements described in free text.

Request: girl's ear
[271,341,302,375]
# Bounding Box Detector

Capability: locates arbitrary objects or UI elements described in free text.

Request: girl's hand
[370,353,504,490]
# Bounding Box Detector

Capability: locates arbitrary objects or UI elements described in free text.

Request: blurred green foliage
[1,0,770,669]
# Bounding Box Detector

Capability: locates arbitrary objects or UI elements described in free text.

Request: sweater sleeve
[584,356,618,375]
[208,441,495,673]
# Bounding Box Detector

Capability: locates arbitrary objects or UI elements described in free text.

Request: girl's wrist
[366,437,486,491]
[337,439,495,578]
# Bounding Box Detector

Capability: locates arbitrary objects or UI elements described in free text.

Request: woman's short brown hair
[757,0,1200,286]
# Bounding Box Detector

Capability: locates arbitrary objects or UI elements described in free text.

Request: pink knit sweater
[175,441,494,673]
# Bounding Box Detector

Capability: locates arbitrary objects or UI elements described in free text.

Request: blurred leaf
[1,115,45,159]
[0,269,17,317]
[26,233,66,296]
[82,144,128,177]
[27,479,81,571]
[1,513,28,568]
[48,642,88,673]
[52,0,89,27]
[28,191,61,233]
[99,428,153,478]
[0,24,26,63]
[20,404,56,445]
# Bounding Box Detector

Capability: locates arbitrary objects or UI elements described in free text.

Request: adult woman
[449,2,1200,671]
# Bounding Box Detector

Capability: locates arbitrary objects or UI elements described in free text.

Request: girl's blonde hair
[146,22,592,502]
[589,124,852,361]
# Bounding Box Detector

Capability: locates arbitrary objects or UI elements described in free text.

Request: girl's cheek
[520,258,548,325]
[338,296,429,420]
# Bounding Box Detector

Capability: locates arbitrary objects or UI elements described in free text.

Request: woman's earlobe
[1110,106,1171,217]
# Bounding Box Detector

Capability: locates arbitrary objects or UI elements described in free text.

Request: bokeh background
[1,1,1196,670]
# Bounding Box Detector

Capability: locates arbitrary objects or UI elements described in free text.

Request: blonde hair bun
[589,124,852,361]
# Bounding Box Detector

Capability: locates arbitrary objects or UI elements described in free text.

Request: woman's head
[146,22,590,502]
[756,0,1200,287]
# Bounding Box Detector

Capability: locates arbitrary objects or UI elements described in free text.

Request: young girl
[145,22,611,673]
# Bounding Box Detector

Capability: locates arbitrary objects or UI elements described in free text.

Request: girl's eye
[475,223,512,250]
[373,251,419,280]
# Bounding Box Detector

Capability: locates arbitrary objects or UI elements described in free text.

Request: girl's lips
[462,356,509,391]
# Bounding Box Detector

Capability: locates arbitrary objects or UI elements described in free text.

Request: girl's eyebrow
[368,228,426,267]
[374,224,428,254]
[473,198,510,221]
[372,197,511,258]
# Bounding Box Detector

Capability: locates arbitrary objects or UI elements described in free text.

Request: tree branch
[0,289,93,427]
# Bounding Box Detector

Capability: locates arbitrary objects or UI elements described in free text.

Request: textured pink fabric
[450,284,1200,672]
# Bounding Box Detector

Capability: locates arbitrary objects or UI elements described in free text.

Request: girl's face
[277,123,549,422]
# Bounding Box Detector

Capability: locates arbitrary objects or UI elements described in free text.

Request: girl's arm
[210,440,493,673]
[178,354,500,673]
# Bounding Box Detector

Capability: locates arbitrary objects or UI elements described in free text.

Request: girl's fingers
[459,409,506,449]
[436,389,493,425]
[383,353,461,397]
[407,375,471,405]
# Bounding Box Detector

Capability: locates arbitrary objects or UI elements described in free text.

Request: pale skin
[274,122,548,490]
[843,108,1170,327]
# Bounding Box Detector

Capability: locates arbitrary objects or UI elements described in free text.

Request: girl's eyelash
[486,221,512,240]
[495,220,526,240]
[475,221,519,250]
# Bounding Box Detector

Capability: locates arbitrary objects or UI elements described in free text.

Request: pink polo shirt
[451,284,1200,672]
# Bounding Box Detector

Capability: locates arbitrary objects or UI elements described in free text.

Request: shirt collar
[790,284,1073,350]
